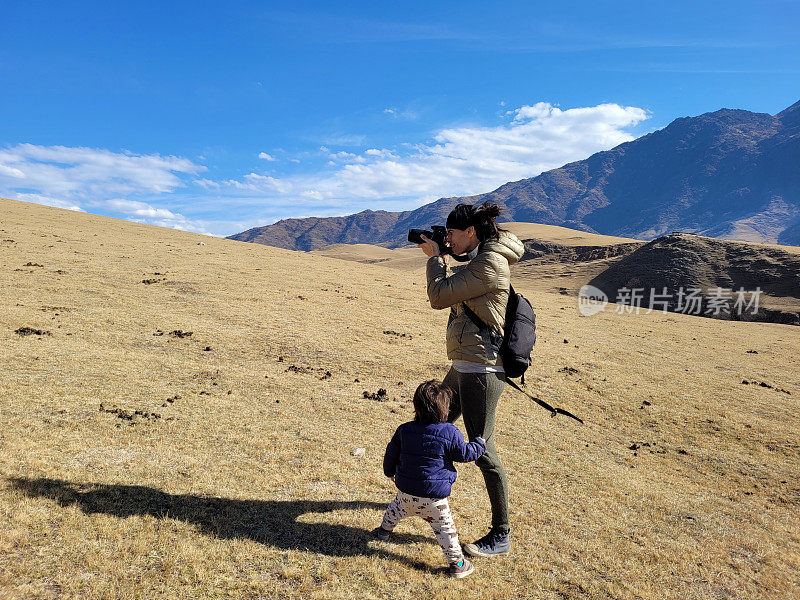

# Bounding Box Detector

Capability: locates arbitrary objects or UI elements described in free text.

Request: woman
[417,202,524,558]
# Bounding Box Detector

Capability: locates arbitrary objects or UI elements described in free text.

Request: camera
[408,226,452,255]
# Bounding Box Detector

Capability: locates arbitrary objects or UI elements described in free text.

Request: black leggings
[443,367,509,531]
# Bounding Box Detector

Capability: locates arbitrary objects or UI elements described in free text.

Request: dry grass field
[1,197,799,600]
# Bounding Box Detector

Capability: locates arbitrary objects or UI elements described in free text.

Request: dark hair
[445,202,504,242]
[413,380,452,424]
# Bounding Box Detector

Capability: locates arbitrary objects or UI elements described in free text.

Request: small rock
[351,447,366,457]
[198,242,206,245]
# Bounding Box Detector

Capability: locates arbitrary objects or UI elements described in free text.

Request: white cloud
[0,144,204,199]
[319,134,366,147]
[0,164,26,178]
[383,106,419,121]
[364,148,398,158]
[106,198,180,219]
[258,152,277,161]
[10,192,83,212]
[301,190,324,200]
[217,102,649,207]
[0,143,211,232]
[104,198,214,234]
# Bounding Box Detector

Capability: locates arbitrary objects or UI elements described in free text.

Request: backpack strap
[461,301,486,332]
[461,286,516,333]
[505,377,584,424]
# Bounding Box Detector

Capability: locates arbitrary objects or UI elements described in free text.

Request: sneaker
[372,526,392,541]
[449,557,474,578]
[463,528,510,557]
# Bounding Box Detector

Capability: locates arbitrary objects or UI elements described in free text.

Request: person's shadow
[8,477,435,571]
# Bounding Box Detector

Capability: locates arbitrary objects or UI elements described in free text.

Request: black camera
[408,225,452,255]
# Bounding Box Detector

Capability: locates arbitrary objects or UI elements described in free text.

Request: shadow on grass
[8,477,436,571]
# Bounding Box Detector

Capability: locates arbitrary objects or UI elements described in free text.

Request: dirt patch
[741,380,791,394]
[153,329,193,338]
[14,327,52,337]
[363,388,390,401]
[161,395,181,407]
[40,306,72,313]
[285,364,333,380]
[383,330,413,340]
[99,403,173,426]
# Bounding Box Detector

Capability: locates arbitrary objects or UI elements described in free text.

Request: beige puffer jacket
[426,231,525,365]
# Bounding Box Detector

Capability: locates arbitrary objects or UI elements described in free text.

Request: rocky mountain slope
[229,99,800,250]
[586,233,800,325]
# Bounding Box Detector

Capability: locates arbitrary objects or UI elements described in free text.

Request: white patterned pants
[380,491,463,563]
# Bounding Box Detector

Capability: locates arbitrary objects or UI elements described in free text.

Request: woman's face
[446,226,479,255]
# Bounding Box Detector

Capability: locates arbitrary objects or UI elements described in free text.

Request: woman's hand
[417,234,440,258]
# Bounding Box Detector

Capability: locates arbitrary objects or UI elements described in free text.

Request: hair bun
[475,202,501,219]
[446,201,502,241]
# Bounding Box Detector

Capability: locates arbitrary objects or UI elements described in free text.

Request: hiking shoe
[463,528,510,557]
[449,557,474,578]
[372,526,392,541]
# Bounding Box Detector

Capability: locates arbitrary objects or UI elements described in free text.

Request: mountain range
[228,100,800,250]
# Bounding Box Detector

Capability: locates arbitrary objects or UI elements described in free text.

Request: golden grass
[1,197,799,599]
[501,223,641,247]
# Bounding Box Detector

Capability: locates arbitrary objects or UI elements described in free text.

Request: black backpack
[462,285,535,380]
[462,288,583,424]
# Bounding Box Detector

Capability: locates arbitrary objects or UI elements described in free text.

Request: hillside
[229,100,800,250]
[587,233,800,325]
[2,197,799,600]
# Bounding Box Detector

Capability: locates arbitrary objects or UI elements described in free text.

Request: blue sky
[1,1,798,236]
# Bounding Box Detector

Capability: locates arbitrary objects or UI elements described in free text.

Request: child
[373,380,486,578]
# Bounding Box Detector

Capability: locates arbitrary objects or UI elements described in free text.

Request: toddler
[373,380,485,578]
